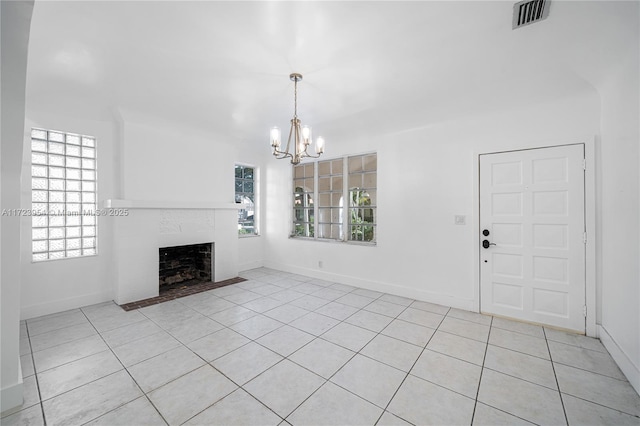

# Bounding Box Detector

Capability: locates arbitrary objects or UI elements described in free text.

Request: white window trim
[235,163,259,237]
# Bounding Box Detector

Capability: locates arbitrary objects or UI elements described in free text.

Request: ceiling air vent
[513,0,549,29]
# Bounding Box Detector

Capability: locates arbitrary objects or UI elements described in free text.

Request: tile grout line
[130,280,320,424]
[79,306,172,426]
[544,326,570,426]
[181,275,360,424]
[317,296,473,421]
[26,319,99,356]
[480,342,552,362]
[226,279,361,403]
[178,349,285,425]
[377,309,527,425]
[24,321,48,426]
[374,306,450,426]
[556,393,640,419]
[252,290,414,424]
[230,283,370,423]
[26,306,156,424]
[237,357,306,424]
[471,318,541,426]
[479,365,562,393]
[543,361,631,383]
[380,308,496,421]
[129,298,269,424]
[470,315,492,425]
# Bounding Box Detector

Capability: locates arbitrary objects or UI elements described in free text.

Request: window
[317,158,343,239]
[292,153,376,243]
[31,128,97,261]
[347,154,377,242]
[235,165,257,235]
[293,163,315,237]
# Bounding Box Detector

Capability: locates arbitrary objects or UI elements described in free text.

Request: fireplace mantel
[103,199,245,210]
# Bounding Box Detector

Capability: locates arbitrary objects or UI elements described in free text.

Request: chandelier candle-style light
[270,73,325,165]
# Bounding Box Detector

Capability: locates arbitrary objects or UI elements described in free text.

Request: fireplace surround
[107,199,242,304]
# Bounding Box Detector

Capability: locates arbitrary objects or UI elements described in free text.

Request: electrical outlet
[454,215,466,225]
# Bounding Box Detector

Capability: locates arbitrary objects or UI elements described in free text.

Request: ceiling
[25,1,637,143]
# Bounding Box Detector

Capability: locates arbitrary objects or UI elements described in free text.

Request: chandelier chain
[294,78,298,118]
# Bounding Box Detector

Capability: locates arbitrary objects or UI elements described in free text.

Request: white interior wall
[122,116,263,275]
[264,91,600,311]
[1,0,33,412]
[19,113,117,319]
[597,42,640,391]
[18,106,267,318]
[238,234,264,271]
[121,115,234,202]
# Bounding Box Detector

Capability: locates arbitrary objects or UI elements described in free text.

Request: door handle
[482,240,496,249]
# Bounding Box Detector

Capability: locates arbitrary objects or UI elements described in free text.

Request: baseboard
[598,325,640,395]
[264,261,476,312]
[238,260,264,272]
[0,372,23,415]
[21,290,113,320]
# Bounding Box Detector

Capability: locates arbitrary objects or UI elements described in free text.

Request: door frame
[472,139,597,337]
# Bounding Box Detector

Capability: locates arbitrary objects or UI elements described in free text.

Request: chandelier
[270,73,324,165]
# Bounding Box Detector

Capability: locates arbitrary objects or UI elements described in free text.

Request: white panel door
[480,145,586,332]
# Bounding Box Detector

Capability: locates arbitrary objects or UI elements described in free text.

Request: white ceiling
[25,1,637,143]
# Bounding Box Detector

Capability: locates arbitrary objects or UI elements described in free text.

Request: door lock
[482,240,496,249]
[482,229,490,236]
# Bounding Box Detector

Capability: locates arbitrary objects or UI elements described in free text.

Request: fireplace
[159,243,213,291]
[109,203,240,305]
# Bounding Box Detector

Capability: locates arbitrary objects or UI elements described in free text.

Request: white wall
[120,116,262,282]
[238,235,263,271]
[20,114,117,319]
[597,39,640,391]
[1,0,33,412]
[19,108,264,317]
[121,114,234,203]
[264,92,600,311]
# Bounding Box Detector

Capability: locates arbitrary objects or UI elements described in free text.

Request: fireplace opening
[159,243,214,293]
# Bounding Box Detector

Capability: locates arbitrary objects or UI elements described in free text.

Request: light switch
[454,215,466,225]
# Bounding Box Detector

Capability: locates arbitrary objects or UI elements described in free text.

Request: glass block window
[291,153,376,243]
[235,165,257,235]
[31,128,97,261]
[293,163,315,237]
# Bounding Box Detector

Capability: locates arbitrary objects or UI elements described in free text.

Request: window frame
[346,154,377,243]
[235,163,259,237]
[292,162,315,239]
[291,152,377,245]
[30,127,98,262]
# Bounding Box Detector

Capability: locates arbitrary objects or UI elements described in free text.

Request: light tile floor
[3,268,640,425]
